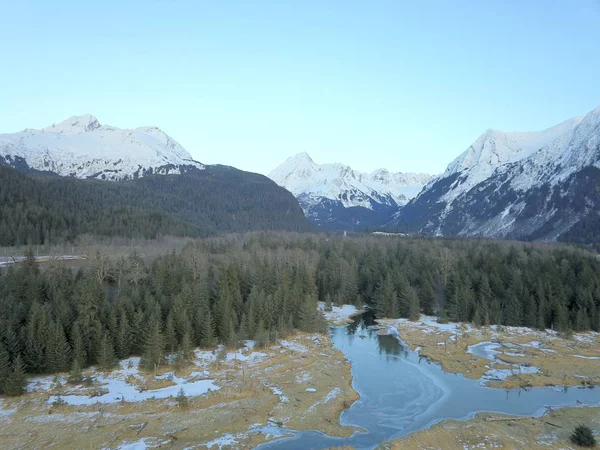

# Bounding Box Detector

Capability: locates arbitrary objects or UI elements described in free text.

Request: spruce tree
[0,343,10,394]
[142,319,164,372]
[200,310,217,347]
[97,333,116,371]
[46,321,71,373]
[4,354,27,396]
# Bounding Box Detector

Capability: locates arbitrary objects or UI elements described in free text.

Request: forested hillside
[2,233,600,395]
[0,165,312,245]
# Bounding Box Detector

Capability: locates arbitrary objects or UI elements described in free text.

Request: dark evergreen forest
[1,233,600,396]
[0,165,312,246]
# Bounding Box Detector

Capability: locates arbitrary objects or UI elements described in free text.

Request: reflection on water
[258,311,600,450]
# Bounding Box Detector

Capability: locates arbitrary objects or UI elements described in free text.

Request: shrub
[570,425,597,448]
[175,388,188,408]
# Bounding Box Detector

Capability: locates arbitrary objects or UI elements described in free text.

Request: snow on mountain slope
[269,152,433,210]
[0,114,204,180]
[393,104,600,243]
[439,116,583,203]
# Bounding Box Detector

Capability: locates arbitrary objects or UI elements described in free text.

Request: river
[258,310,600,449]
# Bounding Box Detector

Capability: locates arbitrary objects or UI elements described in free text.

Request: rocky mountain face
[269,152,434,229]
[0,114,204,180]
[392,105,600,244]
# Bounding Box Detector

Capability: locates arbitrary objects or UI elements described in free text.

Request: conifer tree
[116,309,132,359]
[0,343,10,394]
[4,354,27,396]
[200,310,217,347]
[97,333,116,371]
[46,321,71,373]
[68,358,83,384]
[142,319,164,372]
[164,313,177,354]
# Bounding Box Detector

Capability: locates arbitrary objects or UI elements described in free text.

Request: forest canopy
[1,232,599,395]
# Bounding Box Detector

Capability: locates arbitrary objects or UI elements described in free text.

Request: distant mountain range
[393,105,600,245]
[3,107,600,247]
[0,115,311,245]
[0,114,203,180]
[268,152,434,229]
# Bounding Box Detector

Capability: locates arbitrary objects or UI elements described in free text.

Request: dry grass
[382,406,600,450]
[0,332,359,449]
[379,318,600,389]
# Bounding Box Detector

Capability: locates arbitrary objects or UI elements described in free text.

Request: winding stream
[258,311,600,449]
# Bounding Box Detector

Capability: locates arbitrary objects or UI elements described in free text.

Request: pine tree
[0,343,10,394]
[298,295,326,333]
[116,309,132,359]
[142,319,164,372]
[179,332,193,361]
[46,321,71,373]
[164,313,177,354]
[200,310,217,347]
[374,276,399,318]
[254,320,269,348]
[226,319,238,349]
[23,302,49,373]
[68,358,83,384]
[70,323,86,369]
[4,354,27,396]
[405,286,421,321]
[97,333,116,371]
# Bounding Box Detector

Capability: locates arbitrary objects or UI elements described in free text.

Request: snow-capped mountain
[0,114,204,180]
[269,153,434,229]
[393,105,600,243]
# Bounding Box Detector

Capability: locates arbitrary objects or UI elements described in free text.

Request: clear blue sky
[1,1,599,175]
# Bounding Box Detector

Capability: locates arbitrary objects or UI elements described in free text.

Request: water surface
[258,311,600,449]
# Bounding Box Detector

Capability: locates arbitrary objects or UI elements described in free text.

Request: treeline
[0,165,311,246]
[2,233,600,396]
[0,235,326,395]
[315,235,600,332]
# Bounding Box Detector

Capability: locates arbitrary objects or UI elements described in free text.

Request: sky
[1,1,599,176]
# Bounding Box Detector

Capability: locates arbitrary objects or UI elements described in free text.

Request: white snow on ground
[269,386,289,403]
[573,332,599,344]
[203,433,239,449]
[225,346,267,363]
[483,365,540,382]
[117,437,171,450]
[45,356,220,406]
[305,388,317,393]
[295,372,312,383]
[27,375,67,393]
[307,387,340,412]
[0,400,16,417]
[280,340,308,353]
[467,342,501,361]
[318,303,360,323]
[573,355,600,360]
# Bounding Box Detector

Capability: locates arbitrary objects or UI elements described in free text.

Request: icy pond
[257,310,600,450]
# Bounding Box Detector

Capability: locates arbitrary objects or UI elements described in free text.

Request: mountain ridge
[0,114,204,180]
[269,152,434,229]
[392,104,600,246]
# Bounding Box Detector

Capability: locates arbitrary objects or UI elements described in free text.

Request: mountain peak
[42,114,102,134]
[286,152,314,164]
[2,115,204,180]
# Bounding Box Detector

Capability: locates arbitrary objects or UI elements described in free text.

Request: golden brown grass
[379,318,600,389]
[382,406,600,450]
[0,332,359,449]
